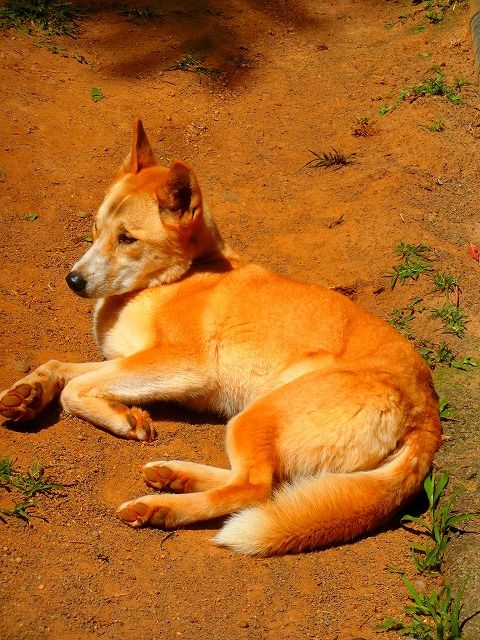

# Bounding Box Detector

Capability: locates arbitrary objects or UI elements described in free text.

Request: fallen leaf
[468,242,479,261]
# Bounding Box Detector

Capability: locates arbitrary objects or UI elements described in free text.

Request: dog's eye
[118,233,137,245]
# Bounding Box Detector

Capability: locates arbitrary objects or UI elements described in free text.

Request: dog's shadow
[2,404,63,434]
[148,401,225,428]
[2,399,225,435]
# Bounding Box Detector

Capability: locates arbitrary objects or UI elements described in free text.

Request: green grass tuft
[0,0,84,36]
[0,457,61,524]
[401,471,474,573]
[387,243,433,289]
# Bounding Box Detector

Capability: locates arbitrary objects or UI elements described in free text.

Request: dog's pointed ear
[119,118,157,176]
[165,160,203,220]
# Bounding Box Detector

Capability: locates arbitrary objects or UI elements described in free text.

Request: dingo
[0,119,441,555]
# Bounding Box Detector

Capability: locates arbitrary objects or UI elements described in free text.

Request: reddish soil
[1,2,479,639]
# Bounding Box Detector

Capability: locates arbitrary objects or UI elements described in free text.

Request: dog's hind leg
[116,398,276,527]
[0,360,111,422]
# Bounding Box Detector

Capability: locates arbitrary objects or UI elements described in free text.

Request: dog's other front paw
[0,382,44,422]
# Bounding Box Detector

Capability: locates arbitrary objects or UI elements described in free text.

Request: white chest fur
[93,294,158,360]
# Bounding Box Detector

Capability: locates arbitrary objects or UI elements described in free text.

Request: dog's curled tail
[213,426,440,556]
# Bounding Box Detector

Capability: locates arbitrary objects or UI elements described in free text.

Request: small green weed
[0,0,84,36]
[453,77,470,90]
[387,243,432,289]
[90,87,105,103]
[0,457,61,524]
[412,67,462,104]
[401,472,474,572]
[388,296,425,339]
[420,120,445,132]
[303,148,356,170]
[431,272,460,305]
[419,342,479,370]
[379,104,389,116]
[387,67,465,114]
[389,308,415,339]
[431,303,466,338]
[167,53,220,76]
[410,24,427,34]
[422,0,468,25]
[395,242,431,261]
[379,576,465,640]
[0,457,15,486]
[425,10,444,24]
[438,399,457,422]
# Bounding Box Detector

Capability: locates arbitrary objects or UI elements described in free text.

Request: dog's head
[66,119,219,298]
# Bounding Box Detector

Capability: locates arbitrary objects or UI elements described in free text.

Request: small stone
[15,557,22,564]
[12,360,30,374]
[224,190,240,203]
[39,584,45,590]
[77,210,90,218]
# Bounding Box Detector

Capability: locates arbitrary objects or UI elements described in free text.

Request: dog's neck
[189,206,239,271]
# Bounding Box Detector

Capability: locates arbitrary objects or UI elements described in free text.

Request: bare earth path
[1,2,479,639]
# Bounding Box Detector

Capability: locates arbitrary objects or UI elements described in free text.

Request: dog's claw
[124,407,156,442]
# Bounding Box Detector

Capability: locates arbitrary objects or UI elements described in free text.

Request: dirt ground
[1,1,480,639]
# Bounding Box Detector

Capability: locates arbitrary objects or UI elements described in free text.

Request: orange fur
[0,119,442,555]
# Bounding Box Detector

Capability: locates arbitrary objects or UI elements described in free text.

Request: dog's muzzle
[66,271,87,294]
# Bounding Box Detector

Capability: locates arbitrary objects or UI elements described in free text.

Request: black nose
[66,271,87,292]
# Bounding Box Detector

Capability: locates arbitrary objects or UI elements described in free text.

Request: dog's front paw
[0,382,43,422]
[117,498,169,528]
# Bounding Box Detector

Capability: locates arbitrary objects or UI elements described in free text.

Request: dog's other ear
[118,118,157,176]
[166,160,203,220]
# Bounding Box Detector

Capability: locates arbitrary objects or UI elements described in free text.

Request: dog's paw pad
[125,408,156,442]
[116,500,147,526]
[117,499,169,528]
[142,463,189,492]
[0,382,43,421]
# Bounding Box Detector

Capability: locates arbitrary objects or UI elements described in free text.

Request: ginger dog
[0,119,441,555]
